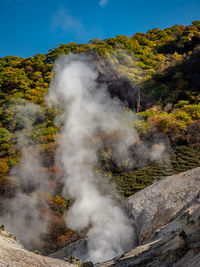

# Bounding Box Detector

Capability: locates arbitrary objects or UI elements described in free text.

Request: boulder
[50,238,88,261]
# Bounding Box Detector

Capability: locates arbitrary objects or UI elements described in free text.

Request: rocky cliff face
[1,167,200,266]
[95,53,141,111]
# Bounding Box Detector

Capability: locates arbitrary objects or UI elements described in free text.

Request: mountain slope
[0,21,200,255]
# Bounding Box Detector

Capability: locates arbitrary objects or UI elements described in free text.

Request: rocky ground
[0,227,74,267]
[1,167,200,266]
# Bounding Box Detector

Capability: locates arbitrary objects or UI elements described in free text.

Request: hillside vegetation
[1,21,200,253]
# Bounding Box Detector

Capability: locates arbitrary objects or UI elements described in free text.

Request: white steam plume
[47,53,138,263]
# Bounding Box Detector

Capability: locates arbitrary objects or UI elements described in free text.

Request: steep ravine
[1,167,200,266]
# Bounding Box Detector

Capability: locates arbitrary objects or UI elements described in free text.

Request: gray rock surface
[97,197,200,266]
[0,228,75,267]
[96,167,200,266]
[50,238,88,261]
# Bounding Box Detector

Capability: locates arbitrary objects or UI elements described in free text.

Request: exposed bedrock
[98,197,200,267]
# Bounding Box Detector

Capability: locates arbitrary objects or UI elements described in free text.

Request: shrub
[49,195,67,216]
[148,113,187,143]
[187,120,200,144]
[172,109,192,124]
[0,128,12,156]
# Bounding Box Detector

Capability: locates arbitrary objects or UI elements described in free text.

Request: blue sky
[1,0,200,58]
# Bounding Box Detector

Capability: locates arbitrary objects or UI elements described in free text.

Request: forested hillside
[1,21,200,254]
